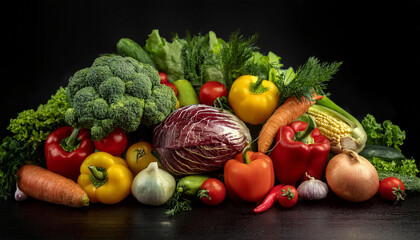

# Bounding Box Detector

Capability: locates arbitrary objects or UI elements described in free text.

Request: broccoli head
[65,55,177,140]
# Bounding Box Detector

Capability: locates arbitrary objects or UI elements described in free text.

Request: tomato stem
[392,184,406,202]
[135,148,146,164]
[281,187,296,200]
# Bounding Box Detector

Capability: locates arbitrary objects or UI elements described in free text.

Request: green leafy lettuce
[361,114,406,152]
[144,29,186,82]
[0,87,70,200]
[361,113,418,177]
[371,157,419,177]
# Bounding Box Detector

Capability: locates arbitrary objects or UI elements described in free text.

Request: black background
[1,1,420,239]
[1,0,419,160]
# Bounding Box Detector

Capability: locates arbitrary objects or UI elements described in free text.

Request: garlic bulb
[131,162,176,206]
[297,173,329,201]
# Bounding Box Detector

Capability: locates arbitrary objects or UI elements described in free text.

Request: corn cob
[306,96,367,153]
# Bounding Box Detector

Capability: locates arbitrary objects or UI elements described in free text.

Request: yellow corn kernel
[307,108,351,144]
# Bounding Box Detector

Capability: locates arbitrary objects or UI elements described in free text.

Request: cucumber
[116,38,156,68]
[359,145,405,162]
[377,171,420,193]
[176,175,210,196]
[166,174,211,215]
[173,79,200,107]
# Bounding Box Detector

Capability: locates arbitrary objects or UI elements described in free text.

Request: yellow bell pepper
[77,152,133,204]
[228,75,279,125]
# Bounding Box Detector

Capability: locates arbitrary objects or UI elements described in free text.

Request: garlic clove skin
[297,178,329,201]
[14,183,28,201]
[131,162,176,206]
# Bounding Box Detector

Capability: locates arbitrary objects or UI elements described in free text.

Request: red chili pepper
[45,126,95,181]
[269,116,330,186]
[253,184,285,213]
[93,128,128,156]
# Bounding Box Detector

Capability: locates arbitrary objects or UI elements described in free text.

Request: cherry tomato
[379,177,406,202]
[199,178,226,206]
[163,82,178,96]
[277,185,298,208]
[93,128,127,156]
[159,72,168,84]
[199,81,228,106]
[125,141,160,174]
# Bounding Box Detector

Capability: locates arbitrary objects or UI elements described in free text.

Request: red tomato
[277,185,298,208]
[199,178,226,206]
[379,177,406,202]
[163,82,178,96]
[159,72,168,84]
[93,128,128,156]
[199,81,228,106]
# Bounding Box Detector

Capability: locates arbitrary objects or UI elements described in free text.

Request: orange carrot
[17,165,89,208]
[258,94,323,153]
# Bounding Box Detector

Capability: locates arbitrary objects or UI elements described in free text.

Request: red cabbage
[153,104,251,175]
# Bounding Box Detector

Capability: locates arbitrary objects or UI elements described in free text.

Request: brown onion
[326,149,379,202]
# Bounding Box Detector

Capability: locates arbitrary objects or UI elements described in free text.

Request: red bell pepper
[224,145,275,203]
[45,126,95,181]
[93,128,128,156]
[269,116,330,186]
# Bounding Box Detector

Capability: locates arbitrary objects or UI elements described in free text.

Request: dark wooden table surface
[1,190,419,240]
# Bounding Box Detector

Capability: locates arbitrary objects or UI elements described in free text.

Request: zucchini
[116,38,156,68]
[359,145,405,162]
[378,171,420,193]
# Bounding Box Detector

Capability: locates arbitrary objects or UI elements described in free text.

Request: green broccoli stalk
[65,55,177,141]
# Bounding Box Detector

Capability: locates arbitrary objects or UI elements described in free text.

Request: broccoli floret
[87,98,109,119]
[98,77,125,103]
[125,73,152,99]
[142,63,161,86]
[109,95,145,133]
[65,55,175,140]
[72,87,99,116]
[142,84,177,126]
[86,65,114,90]
[67,68,90,104]
[92,55,137,82]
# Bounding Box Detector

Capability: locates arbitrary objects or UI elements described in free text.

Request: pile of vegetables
[1,29,418,214]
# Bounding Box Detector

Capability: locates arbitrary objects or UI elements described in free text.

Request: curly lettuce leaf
[1,87,70,200]
[361,114,406,152]
[371,157,419,177]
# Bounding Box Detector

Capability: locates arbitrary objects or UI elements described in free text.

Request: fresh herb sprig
[276,57,342,104]
[220,31,259,90]
[182,32,221,92]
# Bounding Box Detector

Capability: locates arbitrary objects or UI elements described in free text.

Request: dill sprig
[220,31,259,90]
[276,57,342,104]
[182,32,221,92]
